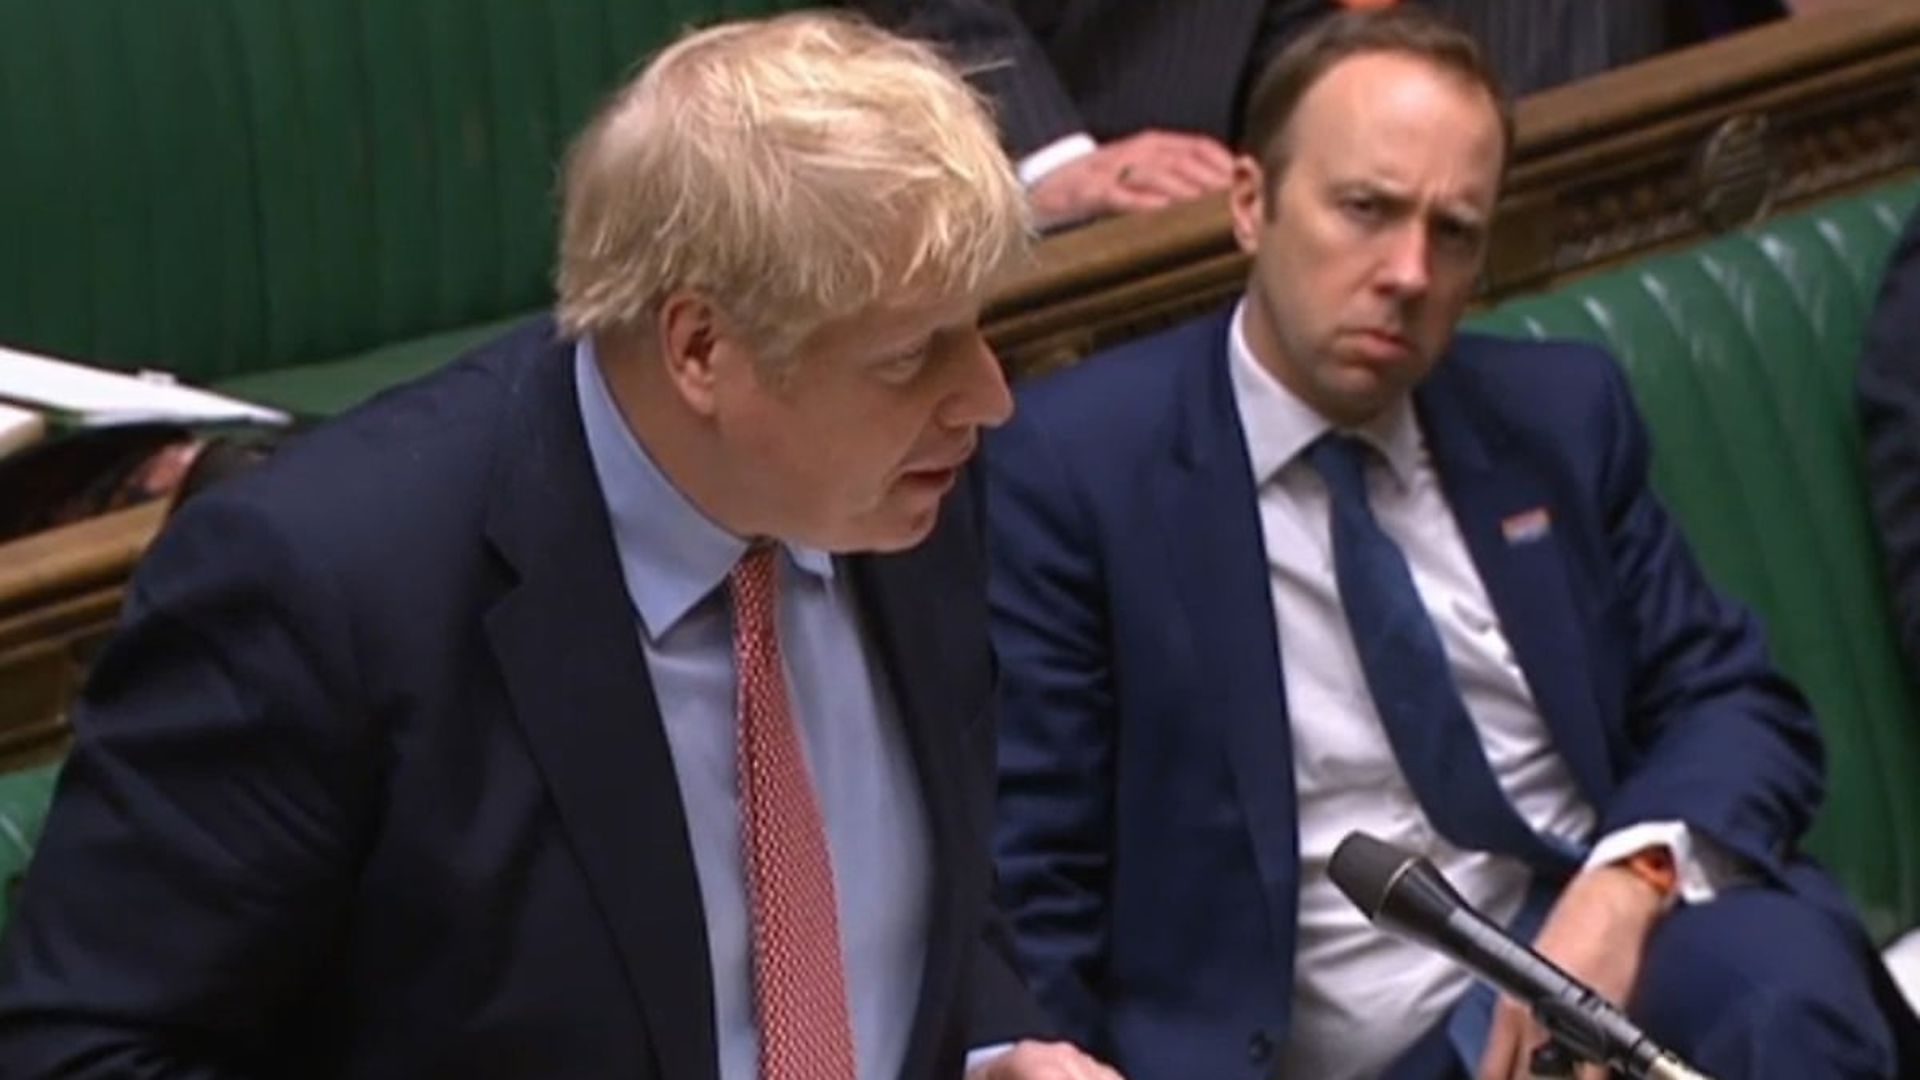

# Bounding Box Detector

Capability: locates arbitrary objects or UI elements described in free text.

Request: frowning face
[1229,50,1504,425]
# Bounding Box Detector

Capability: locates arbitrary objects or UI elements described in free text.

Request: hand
[1476,863,1667,1080]
[966,1039,1127,1080]
[1028,130,1234,231]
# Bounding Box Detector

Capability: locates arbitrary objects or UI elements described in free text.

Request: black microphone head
[1328,831,1415,919]
[1329,835,1674,1070]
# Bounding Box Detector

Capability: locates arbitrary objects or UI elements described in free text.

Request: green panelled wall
[0,0,801,384]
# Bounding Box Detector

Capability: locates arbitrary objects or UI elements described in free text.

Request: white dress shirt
[1018,133,1097,187]
[1222,305,1724,1078]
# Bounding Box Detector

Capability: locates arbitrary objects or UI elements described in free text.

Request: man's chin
[1318,368,1415,424]
[866,508,941,553]
[812,502,942,555]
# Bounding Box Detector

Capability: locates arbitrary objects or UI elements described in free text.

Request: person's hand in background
[1028,130,1234,231]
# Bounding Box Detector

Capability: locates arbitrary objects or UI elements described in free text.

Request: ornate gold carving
[1774,83,1920,204]
[1551,169,1697,275]
[1538,85,1917,284]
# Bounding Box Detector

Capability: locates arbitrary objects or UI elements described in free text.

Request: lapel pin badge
[1500,506,1552,545]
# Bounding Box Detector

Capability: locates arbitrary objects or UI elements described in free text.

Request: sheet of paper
[0,400,45,458]
[0,343,290,428]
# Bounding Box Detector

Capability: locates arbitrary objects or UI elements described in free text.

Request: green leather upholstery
[1468,177,1920,943]
[216,314,531,418]
[2,0,1915,943]
[0,0,797,409]
[0,764,58,932]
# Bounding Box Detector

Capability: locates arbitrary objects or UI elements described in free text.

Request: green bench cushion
[1467,176,1920,943]
[214,312,536,419]
[0,764,59,931]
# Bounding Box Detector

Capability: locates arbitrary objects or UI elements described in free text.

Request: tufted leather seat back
[0,764,57,932]
[1468,177,1920,942]
[0,1,797,384]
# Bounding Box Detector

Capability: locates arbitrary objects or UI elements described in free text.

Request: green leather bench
[0,764,57,933]
[3,0,1914,949]
[1469,176,1920,944]
[6,183,1916,944]
[0,0,797,420]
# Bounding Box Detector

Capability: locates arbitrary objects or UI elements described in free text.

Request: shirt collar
[573,337,834,640]
[1226,299,1423,490]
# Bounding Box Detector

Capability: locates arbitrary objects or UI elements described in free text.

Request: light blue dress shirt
[574,340,933,1080]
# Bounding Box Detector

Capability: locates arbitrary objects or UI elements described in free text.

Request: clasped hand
[1477,864,1669,1080]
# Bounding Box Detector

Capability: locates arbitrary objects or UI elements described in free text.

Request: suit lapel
[1152,319,1302,983]
[481,335,718,1080]
[846,501,980,1080]
[1416,360,1612,809]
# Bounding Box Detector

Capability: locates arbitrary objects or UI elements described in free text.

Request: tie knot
[730,543,779,622]
[1305,433,1374,506]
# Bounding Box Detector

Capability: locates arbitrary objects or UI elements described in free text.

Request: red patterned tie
[730,545,859,1080]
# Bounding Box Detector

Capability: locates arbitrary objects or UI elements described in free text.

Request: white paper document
[0,343,290,428]
[0,401,45,457]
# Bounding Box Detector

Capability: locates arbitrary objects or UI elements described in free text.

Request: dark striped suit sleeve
[855,0,1084,157]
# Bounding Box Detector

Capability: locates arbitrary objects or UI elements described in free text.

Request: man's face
[709,292,1013,553]
[1229,51,1504,426]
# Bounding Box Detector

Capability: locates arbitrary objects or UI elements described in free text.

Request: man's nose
[1377,224,1431,297]
[941,330,1015,430]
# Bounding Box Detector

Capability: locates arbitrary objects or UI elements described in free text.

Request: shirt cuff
[965,1041,1016,1075]
[1586,821,1753,906]
[1017,133,1097,187]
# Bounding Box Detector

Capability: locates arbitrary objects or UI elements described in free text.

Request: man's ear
[657,290,732,417]
[1228,154,1268,254]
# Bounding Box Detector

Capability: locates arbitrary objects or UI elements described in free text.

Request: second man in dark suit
[984,9,1912,1079]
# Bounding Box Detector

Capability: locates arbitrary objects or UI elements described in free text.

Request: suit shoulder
[1018,312,1225,413]
[1008,310,1227,449]
[1449,330,1619,382]
[194,317,563,571]
[1446,332,1628,415]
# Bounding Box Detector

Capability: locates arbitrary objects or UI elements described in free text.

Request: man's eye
[1433,219,1482,251]
[875,347,930,381]
[1342,197,1384,223]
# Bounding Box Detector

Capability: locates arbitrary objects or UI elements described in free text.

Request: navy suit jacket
[0,319,1039,1078]
[982,308,1829,1080]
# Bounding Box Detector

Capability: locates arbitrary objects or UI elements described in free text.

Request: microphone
[1328,831,1713,1080]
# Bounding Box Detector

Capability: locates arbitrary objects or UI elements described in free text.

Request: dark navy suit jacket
[982,308,1834,1080]
[0,319,1039,1078]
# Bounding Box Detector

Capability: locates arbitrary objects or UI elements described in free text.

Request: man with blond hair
[0,13,1116,1080]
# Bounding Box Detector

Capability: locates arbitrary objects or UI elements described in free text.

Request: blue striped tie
[1306,434,1572,870]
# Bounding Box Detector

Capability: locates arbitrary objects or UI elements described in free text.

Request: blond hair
[556,11,1028,358]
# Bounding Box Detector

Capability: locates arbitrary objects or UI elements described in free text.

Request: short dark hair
[1240,8,1512,184]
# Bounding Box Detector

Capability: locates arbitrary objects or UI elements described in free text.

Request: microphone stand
[1531,994,1713,1080]
[1326,831,1715,1080]
[1527,1041,1578,1078]
[1528,999,1712,1076]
